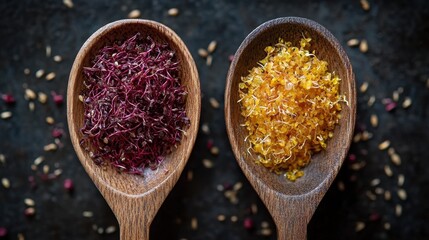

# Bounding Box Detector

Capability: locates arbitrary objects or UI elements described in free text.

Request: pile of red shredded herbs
[80,33,189,175]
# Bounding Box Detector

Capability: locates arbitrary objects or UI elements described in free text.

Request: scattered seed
[378,140,391,150]
[384,190,392,201]
[46,45,51,57]
[128,9,141,18]
[43,143,57,152]
[366,191,376,201]
[201,123,210,134]
[360,0,370,11]
[53,55,63,62]
[370,114,378,127]
[260,228,272,236]
[233,182,243,191]
[202,159,214,168]
[402,97,412,109]
[392,91,399,102]
[2,178,10,188]
[351,162,366,171]
[34,156,44,166]
[216,184,224,191]
[426,78,429,88]
[395,204,402,216]
[347,38,360,47]
[353,133,361,143]
[361,131,372,141]
[210,146,220,156]
[359,39,368,53]
[97,227,104,234]
[168,8,179,16]
[1,111,12,120]
[38,92,48,104]
[191,217,198,230]
[261,221,270,229]
[251,203,258,214]
[78,95,84,102]
[368,95,376,106]
[28,102,35,112]
[45,72,56,81]
[54,169,63,176]
[230,215,238,222]
[384,165,393,177]
[355,221,365,232]
[24,68,30,75]
[209,97,220,109]
[42,165,50,174]
[31,165,37,171]
[337,181,345,191]
[390,153,401,166]
[25,89,37,100]
[83,211,94,218]
[0,154,5,165]
[384,222,391,230]
[187,170,193,181]
[397,188,407,200]
[45,116,55,125]
[35,69,45,78]
[387,147,395,156]
[370,178,380,187]
[398,174,405,187]
[63,0,74,8]
[24,198,35,207]
[217,214,226,222]
[105,226,116,234]
[359,82,369,93]
[375,187,384,195]
[24,207,36,217]
[207,40,217,53]
[206,55,213,66]
[198,48,208,58]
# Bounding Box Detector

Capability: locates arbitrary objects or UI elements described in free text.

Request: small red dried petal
[52,128,64,138]
[51,91,64,105]
[24,207,36,217]
[385,102,397,112]
[1,94,15,104]
[0,226,7,237]
[63,178,74,191]
[369,212,380,221]
[348,153,357,162]
[28,175,37,189]
[228,54,234,62]
[206,139,214,150]
[243,217,254,230]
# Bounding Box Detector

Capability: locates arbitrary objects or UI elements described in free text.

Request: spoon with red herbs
[225,17,356,239]
[67,19,200,239]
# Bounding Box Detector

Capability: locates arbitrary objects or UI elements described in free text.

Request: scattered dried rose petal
[243,217,254,230]
[1,94,16,104]
[24,207,36,217]
[52,128,64,138]
[64,178,74,192]
[369,212,380,221]
[0,227,7,237]
[228,54,234,62]
[51,91,64,105]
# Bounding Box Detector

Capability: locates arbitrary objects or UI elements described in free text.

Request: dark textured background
[1,0,429,239]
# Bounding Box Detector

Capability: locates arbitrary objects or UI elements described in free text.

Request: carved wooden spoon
[67,19,200,240]
[225,17,356,240]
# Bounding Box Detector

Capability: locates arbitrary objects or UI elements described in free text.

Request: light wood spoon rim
[225,17,356,239]
[67,19,200,239]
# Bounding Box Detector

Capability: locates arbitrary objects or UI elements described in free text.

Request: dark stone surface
[1,0,428,239]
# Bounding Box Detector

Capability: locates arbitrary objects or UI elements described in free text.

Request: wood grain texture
[225,17,356,240]
[67,19,200,240]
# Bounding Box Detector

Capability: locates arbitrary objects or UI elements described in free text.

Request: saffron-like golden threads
[239,37,344,181]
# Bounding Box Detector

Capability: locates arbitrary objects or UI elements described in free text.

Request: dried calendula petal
[360,82,369,93]
[239,37,344,181]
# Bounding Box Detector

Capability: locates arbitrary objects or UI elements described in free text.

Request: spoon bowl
[225,17,355,239]
[67,19,200,239]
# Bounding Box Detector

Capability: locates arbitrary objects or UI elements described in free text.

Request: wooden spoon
[225,17,356,239]
[67,19,200,240]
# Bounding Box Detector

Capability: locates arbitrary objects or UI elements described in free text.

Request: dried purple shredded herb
[80,33,189,175]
